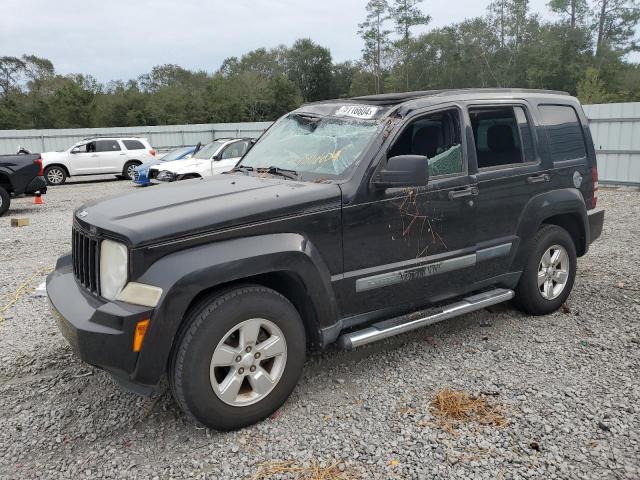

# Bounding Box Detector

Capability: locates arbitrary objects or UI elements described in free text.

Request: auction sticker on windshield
[335,105,379,120]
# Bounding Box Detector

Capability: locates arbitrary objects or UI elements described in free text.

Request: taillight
[591,165,598,209]
[149,149,156,156]
[34,157,44,176]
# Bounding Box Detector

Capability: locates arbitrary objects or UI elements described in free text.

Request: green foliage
[0,1,638,130]
[359,0,393,93]
[577,67,612,103]
[285,39,334,102]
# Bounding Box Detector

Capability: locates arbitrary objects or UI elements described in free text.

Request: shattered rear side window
[239,114,382,177]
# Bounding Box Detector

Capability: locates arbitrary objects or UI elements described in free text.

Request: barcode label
[335,105,379,119]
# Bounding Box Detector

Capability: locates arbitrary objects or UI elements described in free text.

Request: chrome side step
[339,288,514,350]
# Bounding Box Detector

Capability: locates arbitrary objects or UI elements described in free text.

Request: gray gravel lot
[0,179,638,480]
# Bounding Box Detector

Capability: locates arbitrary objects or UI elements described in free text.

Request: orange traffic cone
[34,192,43,205]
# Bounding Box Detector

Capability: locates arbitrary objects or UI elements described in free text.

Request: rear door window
[122,140,145,150]
[94,140,121,152]
[469,106,535,169]
[538,105,587,161]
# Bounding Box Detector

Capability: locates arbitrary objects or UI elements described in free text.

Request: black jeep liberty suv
[47,89,604,430]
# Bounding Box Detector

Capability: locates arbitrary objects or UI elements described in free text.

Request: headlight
[156,170,176,182]
[100,239,128,300]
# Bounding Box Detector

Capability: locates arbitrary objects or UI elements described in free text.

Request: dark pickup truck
[0,152,47,216]
[47,89,604,430]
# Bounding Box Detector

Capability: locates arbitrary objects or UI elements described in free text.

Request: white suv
[41,137,156,185]
[149,138,252,183]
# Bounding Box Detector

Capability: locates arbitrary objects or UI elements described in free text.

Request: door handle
[527,174,550,184]
[448,186,478,200]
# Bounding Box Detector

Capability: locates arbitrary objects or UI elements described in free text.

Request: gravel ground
[0,180,638,480]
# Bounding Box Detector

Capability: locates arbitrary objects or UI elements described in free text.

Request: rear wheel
[123,161,141,180]
[169,285,306,430]
[0,187,10,216]
[515,225,577,315]
[44,166,67,186]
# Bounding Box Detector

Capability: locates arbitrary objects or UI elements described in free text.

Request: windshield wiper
[230,165,254,174]
[257,166,299,180]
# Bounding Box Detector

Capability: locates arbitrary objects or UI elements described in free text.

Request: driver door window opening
[388,109,464,178]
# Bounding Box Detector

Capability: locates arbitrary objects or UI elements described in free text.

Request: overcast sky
[1,0,635,82]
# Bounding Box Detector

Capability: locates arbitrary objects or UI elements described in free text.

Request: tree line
[1,0,639,130]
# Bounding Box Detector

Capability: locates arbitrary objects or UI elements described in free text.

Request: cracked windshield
[238,113,382,179]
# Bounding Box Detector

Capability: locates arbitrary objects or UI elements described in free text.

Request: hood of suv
[76,173,342,247]
[151,158,208,174]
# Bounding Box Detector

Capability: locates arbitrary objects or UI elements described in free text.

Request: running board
[339,288,514,350]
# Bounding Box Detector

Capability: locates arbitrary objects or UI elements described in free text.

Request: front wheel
[0,187,10,216]
[515,225,577,315]
[169,285,306,430]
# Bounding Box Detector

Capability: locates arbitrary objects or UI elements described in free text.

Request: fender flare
[44,163,71,176]
[0,168,14,190]
[130,233,338,385]
[512,188,588,271]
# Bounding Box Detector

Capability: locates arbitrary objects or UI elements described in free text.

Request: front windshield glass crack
[237,113,382,180]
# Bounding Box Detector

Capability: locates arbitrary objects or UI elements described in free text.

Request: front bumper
[588,207,604,244]
[47,254,155,394]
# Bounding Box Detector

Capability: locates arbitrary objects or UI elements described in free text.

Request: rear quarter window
[539,105,587,161]
[122,140,146,150]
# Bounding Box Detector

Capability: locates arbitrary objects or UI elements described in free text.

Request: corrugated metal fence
[0,122,273,155]
[583,103,640,186]
[1,103,639,185]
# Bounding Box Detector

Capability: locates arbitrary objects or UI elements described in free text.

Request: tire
[514,225,577,315]
[0,187,10,216]
[44,166,67,186]
[169,285,306,431]
[122,161,141,180]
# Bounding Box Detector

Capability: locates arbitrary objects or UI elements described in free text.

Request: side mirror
[373,155,429,189]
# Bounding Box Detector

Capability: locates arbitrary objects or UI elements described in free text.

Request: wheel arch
[541,213,586,257]
[130,234,339,385]
[512,189,589,271]
[45,163,70,176]
[0,171,12,191]
[178,173,202,180]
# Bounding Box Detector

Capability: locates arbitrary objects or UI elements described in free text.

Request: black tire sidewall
[44,166,66,185]
[0,187,10,216]
[171,286,306,431]
[516,225,577,315]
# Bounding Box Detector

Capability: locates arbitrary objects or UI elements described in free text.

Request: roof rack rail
[80,134,143,141]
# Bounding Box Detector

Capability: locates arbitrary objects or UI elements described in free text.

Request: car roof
[297,88,576,120]
[346,88,570,105]
[80,136,149,142]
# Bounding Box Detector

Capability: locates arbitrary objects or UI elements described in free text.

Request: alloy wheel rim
[210,318,287,407]
[47,168,63,184]
[538,244,569,300]
[127,165,136,178]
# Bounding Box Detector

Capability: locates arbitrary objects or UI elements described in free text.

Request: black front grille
[72,227,100,294]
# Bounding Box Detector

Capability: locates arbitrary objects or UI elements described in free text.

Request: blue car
[133,146,198,186]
